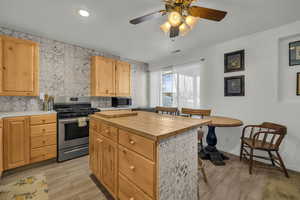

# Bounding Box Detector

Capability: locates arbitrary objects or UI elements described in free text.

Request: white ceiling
[1,0,300,66]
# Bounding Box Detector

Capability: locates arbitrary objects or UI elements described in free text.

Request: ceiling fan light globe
[168,11,182,27]
[179,23,190,36]
[185,15,198,28]
[160,22,171,33]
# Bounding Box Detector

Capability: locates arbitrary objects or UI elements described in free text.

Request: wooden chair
[181,108,211,151]
[155,106,178,115]
[240,122,289,177]
[181,108,212,183]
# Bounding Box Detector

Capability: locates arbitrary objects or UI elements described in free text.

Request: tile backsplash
[0,26,148,111]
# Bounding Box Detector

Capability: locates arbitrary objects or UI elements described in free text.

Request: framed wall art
[289,41,300,66]
[224,75,245,96]
[224,50,245,73]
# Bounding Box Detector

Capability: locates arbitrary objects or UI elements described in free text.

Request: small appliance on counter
[111,97,132,107]
[54,97,100,162]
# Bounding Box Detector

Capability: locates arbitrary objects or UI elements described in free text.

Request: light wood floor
[0,154,297,200]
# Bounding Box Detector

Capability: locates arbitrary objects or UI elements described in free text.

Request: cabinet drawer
[30,114,56,125]
[30,145,56,163]
[119,146,155,198]
[119,173,152,200]
[31,123,56,137]
[100,123,118,142]
[119,129,155,161]
[31,134,56,149]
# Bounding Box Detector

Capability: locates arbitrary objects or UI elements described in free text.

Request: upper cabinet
[91,56,131,97]
[116,60,131,97]
[0,35,39,96]
[91,56,116,96]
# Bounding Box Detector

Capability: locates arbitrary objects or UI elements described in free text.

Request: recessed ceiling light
[78,9,90,17]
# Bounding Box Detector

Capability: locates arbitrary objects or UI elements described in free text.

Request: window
[160,62,201,108]
[161,70,177,107]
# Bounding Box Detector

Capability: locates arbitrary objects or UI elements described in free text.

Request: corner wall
[201,20,300,172]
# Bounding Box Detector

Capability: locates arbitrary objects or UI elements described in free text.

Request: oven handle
[58,117,89,124]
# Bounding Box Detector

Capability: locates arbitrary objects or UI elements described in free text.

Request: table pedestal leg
[199,126,229,166]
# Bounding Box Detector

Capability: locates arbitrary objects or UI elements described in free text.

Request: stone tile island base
[158,128,198,200]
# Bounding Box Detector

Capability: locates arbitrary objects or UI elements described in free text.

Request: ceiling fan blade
[170,26,179,38]
[130,10,165,25]
[188,6,227,22]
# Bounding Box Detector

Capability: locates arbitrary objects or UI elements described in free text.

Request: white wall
[200,20,300,172]
[130,63,149,107]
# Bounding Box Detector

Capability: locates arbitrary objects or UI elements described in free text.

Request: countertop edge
[90,115,211,141]
[0,111,57,119]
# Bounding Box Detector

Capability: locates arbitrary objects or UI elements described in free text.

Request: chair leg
[249,148,254,175]
[268,151,275,166]
[275,151,289,178]
[240,141,244,161]
[199,159,208,183]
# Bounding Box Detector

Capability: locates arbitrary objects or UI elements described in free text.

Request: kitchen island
[89,111,211,200]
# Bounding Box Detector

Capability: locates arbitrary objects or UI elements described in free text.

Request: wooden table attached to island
[89,111,211,200]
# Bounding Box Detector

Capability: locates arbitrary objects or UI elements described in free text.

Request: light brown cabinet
[102,137,117,196]
[116,60,131,97]
[29,114,57,163]
[90,117,155,200]
[91,56,131,97]
[0,120,3,176]
[90,120,118,199]
[2,114,56,171]
[3,116,30,170]
[0,35,39,96]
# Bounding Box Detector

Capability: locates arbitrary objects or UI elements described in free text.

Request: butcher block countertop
[91,111,211,141]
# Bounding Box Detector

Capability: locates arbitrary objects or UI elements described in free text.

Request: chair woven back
[155,106,178,115]
[260,122,287,149]
[181,108,211,119]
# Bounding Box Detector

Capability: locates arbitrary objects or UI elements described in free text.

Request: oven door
[58,117,89,150]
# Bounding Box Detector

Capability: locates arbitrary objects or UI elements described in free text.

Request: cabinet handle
[42,129,46,132]
[2,66,6,70]
[130,165,135,171]
[42,119,46,123]
[43,140,45,144]
[129,140,135,145]
[122,149,127,154]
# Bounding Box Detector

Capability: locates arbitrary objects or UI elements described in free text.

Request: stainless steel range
[54,97,100,162]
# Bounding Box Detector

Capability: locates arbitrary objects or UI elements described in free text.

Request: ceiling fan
[129,0,227,38]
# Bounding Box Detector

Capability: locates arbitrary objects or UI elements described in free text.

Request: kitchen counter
[91,111,211,141]
[0,111,56,118]
[90,110,209,200]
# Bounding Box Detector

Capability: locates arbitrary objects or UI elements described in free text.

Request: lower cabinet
[2,114,57,171]
[0,120,3,176]
[90,122,118,199]
[3,117,30,170]
[102,137,117,196]
[90,118,155,200]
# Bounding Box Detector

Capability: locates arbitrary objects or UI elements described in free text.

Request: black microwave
[111,97,132,107]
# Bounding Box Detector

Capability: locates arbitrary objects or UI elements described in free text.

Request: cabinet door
[102,137,117,197]
[91,56,115,96]
[89,130,95,172]
[116,61,131,97]
[0,36,39,96]
[4,117,30,170]
[0,121,3,176]
[95,134,104,180]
